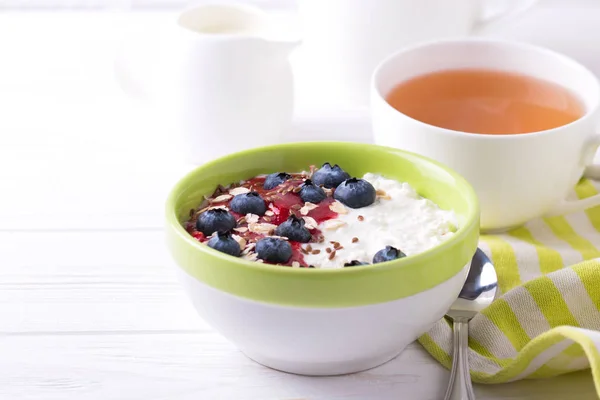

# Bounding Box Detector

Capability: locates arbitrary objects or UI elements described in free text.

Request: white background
[0,0,596,9]
[0,0,287,8]
[2,1,600,399]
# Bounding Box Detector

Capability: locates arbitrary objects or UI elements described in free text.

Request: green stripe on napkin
[419,178,600,396]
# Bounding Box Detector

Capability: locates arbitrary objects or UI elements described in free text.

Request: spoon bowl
[444,248,498,400]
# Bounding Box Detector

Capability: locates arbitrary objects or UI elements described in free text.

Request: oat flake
[245,213,260,224]
[212,194,233,203]
[329,201,348,214]
[249,222,278,235]
[300,202,318,215]
[302,216,318,230]
[322,219,347,230]
[229,187,251,196]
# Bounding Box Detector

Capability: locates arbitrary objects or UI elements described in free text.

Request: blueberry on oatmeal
[196,208,237,236]
[311,162,350,188]
[207,231,241,257]
[264,172,292,190]
[333,178,376,209]
[275,215,312,243]
[230,191,267,215]
[299,179,326,204]
[256,237,292,263]
[373,246,406,264]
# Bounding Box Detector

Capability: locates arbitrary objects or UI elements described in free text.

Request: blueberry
[299,179,326,204]
[264,172,292,190]
[344,260,369,267]
[312,162,350,188]
[333,178,376,208]
[196,208,236,236]
[207,231,241,257]
[230,191,267,215]
[373,246,406,264]
[275,215,312,243]
[256,237,292,263]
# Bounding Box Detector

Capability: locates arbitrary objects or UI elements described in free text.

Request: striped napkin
[419,177,600,395]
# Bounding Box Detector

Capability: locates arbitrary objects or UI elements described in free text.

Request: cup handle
[472,0,538,34]
[545,136,600,217]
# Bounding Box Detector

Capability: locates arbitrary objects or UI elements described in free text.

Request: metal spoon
[444,248,498,400]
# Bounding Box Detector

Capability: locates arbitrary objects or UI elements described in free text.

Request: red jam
[185,172,339,267]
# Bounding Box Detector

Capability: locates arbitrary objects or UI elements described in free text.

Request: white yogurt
[304,173,457,269]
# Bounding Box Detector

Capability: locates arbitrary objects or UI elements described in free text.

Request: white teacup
[371,38,600,232]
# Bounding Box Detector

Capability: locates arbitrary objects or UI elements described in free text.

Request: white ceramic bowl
[165,142,479,375]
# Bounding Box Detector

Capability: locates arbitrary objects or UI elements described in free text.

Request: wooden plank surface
[1,232,598,399]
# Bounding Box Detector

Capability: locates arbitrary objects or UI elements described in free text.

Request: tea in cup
[371,38,600,232]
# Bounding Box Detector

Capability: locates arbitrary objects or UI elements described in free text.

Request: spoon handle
[444,318,476,400]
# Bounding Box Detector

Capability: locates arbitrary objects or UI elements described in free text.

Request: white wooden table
[2,5,600,399]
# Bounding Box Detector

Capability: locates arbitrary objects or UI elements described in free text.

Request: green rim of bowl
[165,142,479,308]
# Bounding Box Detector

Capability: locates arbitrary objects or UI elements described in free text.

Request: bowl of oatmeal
[165,142,479,376]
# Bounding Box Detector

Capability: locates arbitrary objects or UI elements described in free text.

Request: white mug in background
[296,0,538,109]
[371,38,600,233]
[115,3,300,165]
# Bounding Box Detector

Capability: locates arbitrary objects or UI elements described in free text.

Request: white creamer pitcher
[118,3,300,164]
